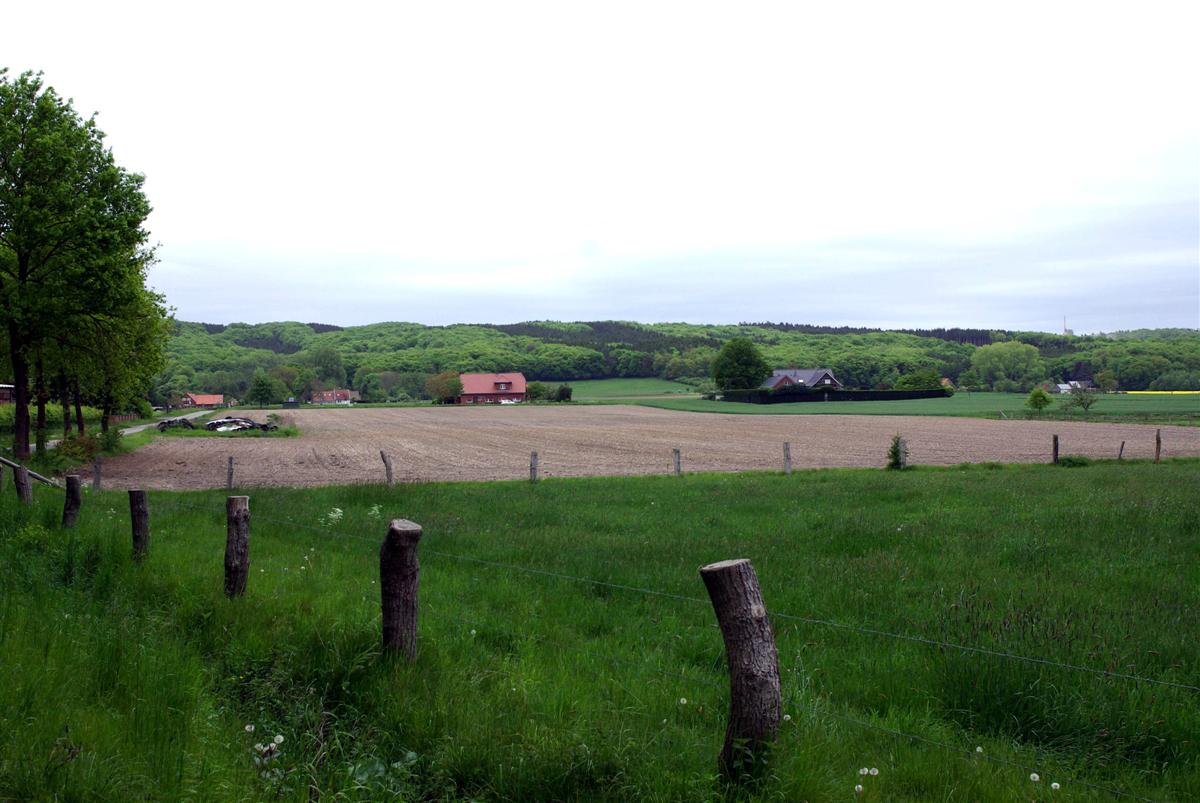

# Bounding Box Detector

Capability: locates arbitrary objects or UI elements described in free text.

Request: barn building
[457,373,527,404]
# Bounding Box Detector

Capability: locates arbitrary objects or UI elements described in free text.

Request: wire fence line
[148,495,1200,694]
[20,483,1191,799]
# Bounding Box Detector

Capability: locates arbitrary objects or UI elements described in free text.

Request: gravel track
[84,405,1200,489]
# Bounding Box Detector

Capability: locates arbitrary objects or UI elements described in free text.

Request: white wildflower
[273,734,284,745]
[782,714,791,722]
[1051,782,1060,790]
[679,698,687,705]
[1030,772,1040,782]
[859,768,869,776]
[855,784,863,794]
[869,768,878,776]
[245,724,255,733]
[975,746,983,754]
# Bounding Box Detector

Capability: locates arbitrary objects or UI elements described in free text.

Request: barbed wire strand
[147,497,1200,694]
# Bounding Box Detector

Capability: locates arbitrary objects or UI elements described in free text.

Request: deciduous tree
[711,337,770,391]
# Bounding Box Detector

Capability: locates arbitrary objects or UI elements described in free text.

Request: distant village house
[762,368,842,391]
[0,384,13,404]
[180,392,225,408]
[311,389,361,405]
[457,372,527,404]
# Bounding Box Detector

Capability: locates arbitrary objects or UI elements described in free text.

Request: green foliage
[554,383,573,402]
[1025,387,1053,412]
[424,371,462,404]
[246,370,282,406]
[711,337,770,391]
[1060,385,1100,413]
[894,367,943,390]
[886,433,909,469]
[970,342,1045,391]
[525,381,548,401]
[1150,370,1200,391]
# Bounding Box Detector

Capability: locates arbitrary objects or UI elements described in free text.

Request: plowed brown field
[87,406,1200,489]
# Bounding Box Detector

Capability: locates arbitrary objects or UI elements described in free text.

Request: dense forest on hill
[152,320,1200,404]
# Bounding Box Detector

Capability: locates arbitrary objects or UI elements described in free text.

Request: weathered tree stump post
[62,475,83,527]
[380,450,395,486]
[782,442,792,474]
[1155,429,1162,463]
[699,558,782,782]
[92,456,102,491]
[1118,441,1125,460]
[224,496,250,597]
[897,437,908,470]
[1052,434,1059,465]
[14,466,33,505]
[672,448,682,477]
[0,465,5,493]
[530,451,539,482]
[226,456,235,489]
[129,489,150,561]
[380,519,422,660]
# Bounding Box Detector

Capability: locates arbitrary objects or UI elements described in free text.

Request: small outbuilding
[181,392,225,408]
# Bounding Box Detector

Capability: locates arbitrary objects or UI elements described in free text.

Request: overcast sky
[5,1,1198,332]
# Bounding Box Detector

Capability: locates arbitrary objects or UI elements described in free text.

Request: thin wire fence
[145,495,1200,695]
[24,482,1193,800]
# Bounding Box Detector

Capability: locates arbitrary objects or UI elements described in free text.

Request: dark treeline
[742,322,996,346]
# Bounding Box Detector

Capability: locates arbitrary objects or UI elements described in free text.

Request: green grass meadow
[1,461,1198,800]
[633,391,1200,424]
[558,378,698,399]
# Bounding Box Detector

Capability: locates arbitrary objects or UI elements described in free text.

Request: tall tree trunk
[100,392,112,434]
[60,372,73,438]
[7,323,30,459]
[34,355,47,456]
[73,381,85,435]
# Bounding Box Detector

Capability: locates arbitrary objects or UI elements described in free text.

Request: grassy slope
[1,462,1198,801]
[632,391,1200,423]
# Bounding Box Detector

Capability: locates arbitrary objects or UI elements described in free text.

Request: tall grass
[1,460,1197,800]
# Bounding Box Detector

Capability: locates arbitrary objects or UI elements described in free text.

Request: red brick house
[457,373,527,404]
[181,392,225,408]
[311,389,360,404]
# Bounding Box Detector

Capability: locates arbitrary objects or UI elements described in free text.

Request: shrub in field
[1025,387,1053,413]
[1057,455,1092,467]
[56,434,101,463]
[886,434,909,469]
[1060,386,1100,412]
[555,383,573,402]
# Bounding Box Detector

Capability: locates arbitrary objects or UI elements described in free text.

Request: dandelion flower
[679,698,687,705]
[859,768,869,776]
[1030,772,1040,782]
[869,768,879,776]
[470,629,476,636]
[1051,782,1060,791]
[975,746,983,754]
[245,724,255,733]
[855,784,863,794]
[782,714,791,722]
[273,734,284,745]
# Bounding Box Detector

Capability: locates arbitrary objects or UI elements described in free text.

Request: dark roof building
[762,368,842,390]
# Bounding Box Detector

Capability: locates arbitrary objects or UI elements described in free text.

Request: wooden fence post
[92,455,102,491]
[699,558,781,782]
[224,496,250,597]
[380,518,422,659]
[14,465,33,505]
[380,450,395,486]
[1052,434,1059,465]
[530,451,539,482]
[129,489,150,561]
[898,437,908,470]
[672,448,681,477]
[226,456,235,489]
[1155,429,1161,463]
[782,442,792,474]
[0,465,5,493]
[62,475,82,527]
[1118,441,1125,460]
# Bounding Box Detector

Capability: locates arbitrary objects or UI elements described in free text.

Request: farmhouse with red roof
[457,373,527,404]
[181,392,225,408]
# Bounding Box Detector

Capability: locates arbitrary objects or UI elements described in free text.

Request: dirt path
[83,405,1200,490]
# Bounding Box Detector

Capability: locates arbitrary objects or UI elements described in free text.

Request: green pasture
[554,377,697,399]
[633,391,1200,424]
[1,461,1197,801]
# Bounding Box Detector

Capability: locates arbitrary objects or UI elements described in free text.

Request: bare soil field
[87,405,1200,489]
